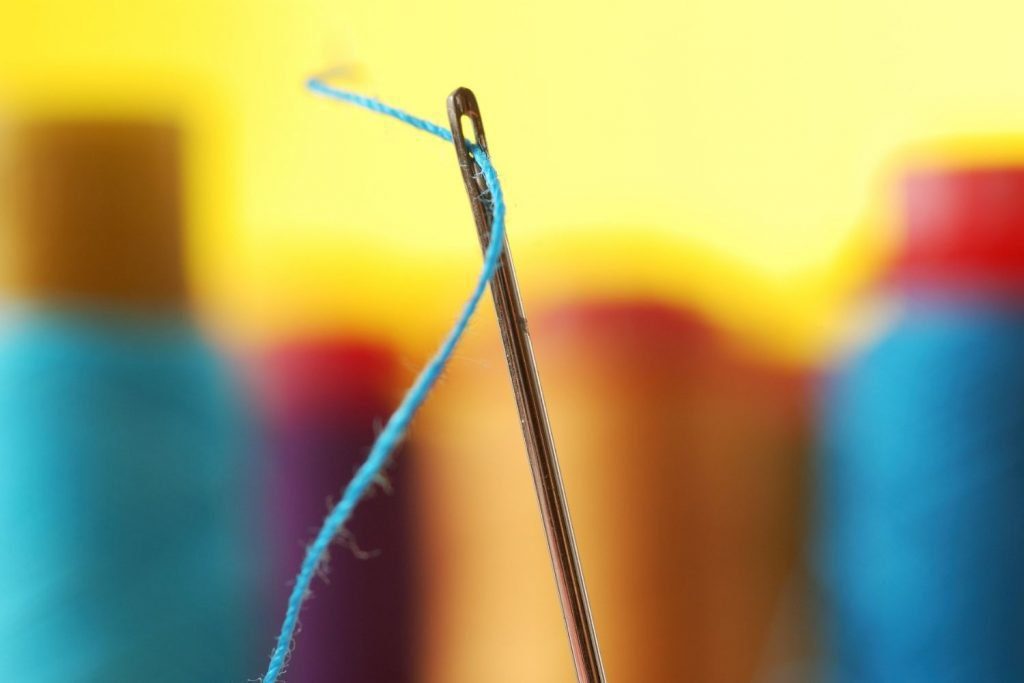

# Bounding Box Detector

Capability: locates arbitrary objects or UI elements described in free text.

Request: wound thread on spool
[820,165,1024,682]
[257,340,417,682]
[0,119,260,682]
[415,300,811,683]
[1,120,186,309]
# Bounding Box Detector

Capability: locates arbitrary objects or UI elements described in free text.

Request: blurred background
[1,1,1023,681]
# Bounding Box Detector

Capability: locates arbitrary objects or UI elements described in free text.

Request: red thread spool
[415,300,810,682]
[257,340,418,682]
[891,167,1024,292]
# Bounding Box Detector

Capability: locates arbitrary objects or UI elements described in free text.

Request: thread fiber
[819,301,1024,682]
[260,77,507,683]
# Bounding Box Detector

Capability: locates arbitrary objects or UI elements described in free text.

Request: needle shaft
[447,87,607,683]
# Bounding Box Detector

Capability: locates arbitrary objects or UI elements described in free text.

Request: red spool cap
[893,166,1024,290]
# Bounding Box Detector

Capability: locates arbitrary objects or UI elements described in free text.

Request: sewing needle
[447,87,608,683]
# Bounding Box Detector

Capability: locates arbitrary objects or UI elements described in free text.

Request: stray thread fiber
[261,77,507,683]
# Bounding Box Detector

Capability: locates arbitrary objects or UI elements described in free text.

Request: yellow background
[2,0,1023,359]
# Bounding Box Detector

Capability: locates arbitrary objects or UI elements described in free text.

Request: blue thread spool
[0,121,259,681]
[819,166,1024,682]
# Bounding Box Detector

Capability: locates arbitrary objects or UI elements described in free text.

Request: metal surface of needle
[447,87,608,683]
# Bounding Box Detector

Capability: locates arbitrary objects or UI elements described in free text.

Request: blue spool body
[819,300,1024,682]
[0,312,259,682]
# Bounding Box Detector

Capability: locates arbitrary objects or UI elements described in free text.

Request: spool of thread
[256,339,417,682]
[820,166,1024,681]
[415,300,810,682]
[0,120,259,681]
[0,120,186,308]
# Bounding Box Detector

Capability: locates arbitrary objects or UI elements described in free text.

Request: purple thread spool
[258,340,417,682]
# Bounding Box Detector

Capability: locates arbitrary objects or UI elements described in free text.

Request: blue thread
[819,302,1024,682]
[0,311,258,682]
[261,77,507,683]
